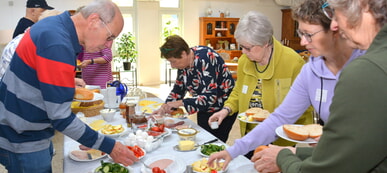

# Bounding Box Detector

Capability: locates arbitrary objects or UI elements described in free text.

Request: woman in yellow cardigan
[209,11,313,158]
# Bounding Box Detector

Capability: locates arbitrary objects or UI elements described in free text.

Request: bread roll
[254,145,269,153]
[283,124,323,141]
[74,88,94,100]
[171,108,184,115]
[245,108,270,121]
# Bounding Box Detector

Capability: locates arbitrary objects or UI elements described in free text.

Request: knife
[201,139,218,145]
[87,152,93,160]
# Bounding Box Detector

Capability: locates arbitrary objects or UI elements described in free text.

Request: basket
[72,101,104,117]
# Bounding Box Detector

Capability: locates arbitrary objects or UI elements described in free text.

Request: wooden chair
[112,71,121,81]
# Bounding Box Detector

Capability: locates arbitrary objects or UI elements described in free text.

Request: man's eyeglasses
[296,29,324,43]
[100,18,115,41]
[240,44,256,52]
[322,2,334,20]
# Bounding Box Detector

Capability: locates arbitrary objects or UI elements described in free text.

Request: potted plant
[115,32,137,70]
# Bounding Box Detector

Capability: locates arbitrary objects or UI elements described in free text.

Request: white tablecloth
[63,112,257,173]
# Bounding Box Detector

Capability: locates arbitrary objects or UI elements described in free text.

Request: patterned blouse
[166,46,235,114]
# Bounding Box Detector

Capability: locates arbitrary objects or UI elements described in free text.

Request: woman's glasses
[296,29,324,43]
[322,2,334,20]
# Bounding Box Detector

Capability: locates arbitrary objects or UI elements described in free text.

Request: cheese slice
[139,100,158,106]
[88,120,106,131]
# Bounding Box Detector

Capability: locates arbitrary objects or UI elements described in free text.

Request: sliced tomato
[160,170,166,173]
[151,126,160,132]
[159,124,165,132]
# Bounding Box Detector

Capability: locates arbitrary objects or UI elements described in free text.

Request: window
[112,0,133,7]
[160,0,179,8]
[112,0,136,72]
[160,0,181,84]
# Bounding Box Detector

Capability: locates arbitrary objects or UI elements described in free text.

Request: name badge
[242,85,248,94]
[315,89,327,102]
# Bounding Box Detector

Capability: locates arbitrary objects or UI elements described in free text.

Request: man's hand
[109,142,139,166]
[74,78,86,88]
[251,145,295,173]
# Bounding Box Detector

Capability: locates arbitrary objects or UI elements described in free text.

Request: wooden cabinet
[281,9,305,51]
[199,17,242,59]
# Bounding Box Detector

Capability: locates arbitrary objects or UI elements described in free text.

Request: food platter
[138,97,164,114]
[275,125,318,144]
[191,158,228,173]
[74,93,104,102]
[68,149,107,162]
[164,117,190,131]
[237,112,262,124]
[99,124,128,138]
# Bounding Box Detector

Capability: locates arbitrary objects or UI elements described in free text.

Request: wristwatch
[90,59,94,64]
[222,107,231,114]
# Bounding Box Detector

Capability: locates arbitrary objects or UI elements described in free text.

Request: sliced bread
[303,124,323,138]
[283,124,309,141]
[245,108,270,121]
[283,124,323,141]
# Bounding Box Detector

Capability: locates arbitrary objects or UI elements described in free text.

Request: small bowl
[100,109,116,122]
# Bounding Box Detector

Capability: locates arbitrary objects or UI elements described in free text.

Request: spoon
[139,159,152,169]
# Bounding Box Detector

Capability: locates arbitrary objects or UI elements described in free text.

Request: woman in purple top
[77,47,113,88]
[208,0,366,168]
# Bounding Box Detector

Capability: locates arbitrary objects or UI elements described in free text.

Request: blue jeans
[0,142,53,173]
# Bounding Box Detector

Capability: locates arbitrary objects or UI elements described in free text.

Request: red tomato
[160,170,166,173]
[210,170,217,173]
[152,167,161,173]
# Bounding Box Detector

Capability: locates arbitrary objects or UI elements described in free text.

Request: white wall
[0,0,288,86]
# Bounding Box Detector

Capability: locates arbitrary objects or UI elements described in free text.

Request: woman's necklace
[255,47,273,73]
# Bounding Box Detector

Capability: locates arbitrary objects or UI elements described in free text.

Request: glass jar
[177,128,198,141]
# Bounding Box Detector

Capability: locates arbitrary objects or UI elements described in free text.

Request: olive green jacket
[223,38,313,146]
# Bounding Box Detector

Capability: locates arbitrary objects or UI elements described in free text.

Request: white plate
[68,150,107,162]
[74,93,104,102]
[275,125,318,144]
[198,143,227,157]
[100,125,129,138]
[237,112,262,124]
[140,154,185,173]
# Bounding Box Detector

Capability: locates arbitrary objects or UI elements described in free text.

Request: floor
[0,84,241,173]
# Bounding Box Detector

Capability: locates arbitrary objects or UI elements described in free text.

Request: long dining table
[63,98,257,173]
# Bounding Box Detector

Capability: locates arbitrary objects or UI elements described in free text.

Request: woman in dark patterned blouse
[155,35,236,142]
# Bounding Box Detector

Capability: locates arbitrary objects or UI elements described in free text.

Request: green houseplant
[115,32,137,70]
